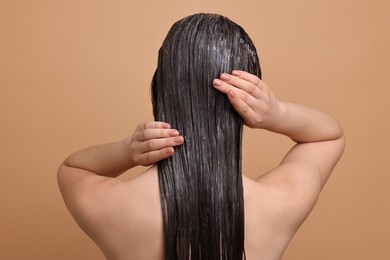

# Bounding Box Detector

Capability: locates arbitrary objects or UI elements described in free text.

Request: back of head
[151,13,261,260]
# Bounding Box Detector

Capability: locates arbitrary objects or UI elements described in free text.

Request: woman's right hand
[128,121,184,166]
[212,70,284,130]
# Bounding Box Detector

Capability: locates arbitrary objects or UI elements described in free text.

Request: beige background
[1,0,389,259]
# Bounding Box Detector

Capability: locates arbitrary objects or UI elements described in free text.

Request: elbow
[57,163,68,191]
[57,162,76,194]
[339,134,346,155]
[333,134,346,168]
[336,122,346,152]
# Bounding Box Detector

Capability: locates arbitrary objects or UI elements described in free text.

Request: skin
[58,71,345,260]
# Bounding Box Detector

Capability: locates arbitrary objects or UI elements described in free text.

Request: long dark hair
[151,13,261,260]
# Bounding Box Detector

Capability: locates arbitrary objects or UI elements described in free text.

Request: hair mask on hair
[151,13,261,260]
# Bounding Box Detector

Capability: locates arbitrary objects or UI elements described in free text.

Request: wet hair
[151,13,261,260]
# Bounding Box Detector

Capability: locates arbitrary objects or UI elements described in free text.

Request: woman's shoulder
[243,175,299,259]
[76,166,164,259]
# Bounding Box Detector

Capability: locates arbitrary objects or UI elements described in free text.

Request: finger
[213,78,233,94]
[219,73,263,99]
[136,147,175,166]
[213,79,248,98]
[136,128,180,141]
[232,70,270,96]
[136,121,171,132]
[226,89,256,121]
[232,70,262,86]
[138,135,184,153]
[213,79,261,109]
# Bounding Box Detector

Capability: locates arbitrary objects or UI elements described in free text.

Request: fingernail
[163,123,171,129]
[232,70,241,76]
[166,147,174,155]
[228,90,236,98]
[174,136,184,143]
[220,73,230,81]
[213,79,222,86]
[169,130,179,136]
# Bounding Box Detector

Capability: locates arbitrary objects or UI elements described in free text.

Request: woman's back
[66,166,310,260]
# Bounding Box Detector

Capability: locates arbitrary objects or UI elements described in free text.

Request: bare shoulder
[254,138,343,219]
[61,166,164,260]
[243,176,298,260]
[244,173,313,234]
[242,137,344,259]
[243,171,325,260]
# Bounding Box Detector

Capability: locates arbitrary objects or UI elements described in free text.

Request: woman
[58,13,344,260]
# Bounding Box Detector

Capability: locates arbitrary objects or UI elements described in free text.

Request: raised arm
[58,122,183,176]
[212,70,346,255]
[57,121,184,207]
[213,70,344,184]
[213,71,345,230]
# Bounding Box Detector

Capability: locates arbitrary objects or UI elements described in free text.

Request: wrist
[259,100,287,131]
[263,102,343,143]
[124,136,137,168]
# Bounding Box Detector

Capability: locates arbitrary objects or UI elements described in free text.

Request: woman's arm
[213,71,343,143]
[213,70,345,186]
[57,121,184,219]
[213,70,345,231]
[61,122,184,178]
[57,121,183,245]
[59,122,184,178]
